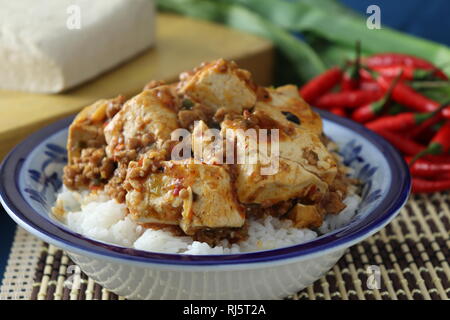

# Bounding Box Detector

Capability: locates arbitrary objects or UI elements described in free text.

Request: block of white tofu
[0,0,155,93]
[104,85,180,159]
[256,85,323,135]
[164,160,245,235]
[178,59,257,113]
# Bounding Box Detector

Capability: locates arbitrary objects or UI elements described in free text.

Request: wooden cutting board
[0,13,273,160]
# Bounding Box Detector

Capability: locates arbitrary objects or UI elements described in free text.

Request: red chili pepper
[372,65,440,81]
[408,113,443,140]
[351,73,401,123]
[299,67,343,103]
[330,107,346,117]
[366,112,435,132]
[377,76,440,112]
[443,107,450,119]
[372,130,425,156]
[410,122,450,163]
[341,70,359,92]
[359,68,375,81]
[413,121,446,145]
[363,53,448,80]
[314,90,382,109]
[365,103,447,132]
[438,172,450,180]
[359,79,382,92]
[364,53,434,68]
[425,154,450,163]
[412,178,450,193]
[405,157,450,178]
[351,104,379,123]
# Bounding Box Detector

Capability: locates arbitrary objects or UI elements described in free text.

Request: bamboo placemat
[1,192,449,300]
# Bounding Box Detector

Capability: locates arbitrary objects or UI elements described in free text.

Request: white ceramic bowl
[0,110,411,299]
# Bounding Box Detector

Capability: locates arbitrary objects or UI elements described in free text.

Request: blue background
[341,0,450,46]
[0,0,449,282]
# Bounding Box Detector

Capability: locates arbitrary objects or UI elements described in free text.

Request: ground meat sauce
[63,147,115,189]
[319,170,357,215]
[178,102,215,130]
[63,96,125,190]
[104,162,128,203]
[303,148,319,166]
[193,223,249,247]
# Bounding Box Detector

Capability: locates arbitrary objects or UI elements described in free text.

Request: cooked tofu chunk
[67,99,108,163]
[191,120,223,164]
[278,127,337,185]
[221,111,335,205]
[164,159,245,235]
[104,85,180,162]
[125,170,183,225]
[234,157,328,206]
[125,157,244,234]
[287,203,324,229]
[64,96,124,189]
[178,59,257,114]
[228,104,337,184]
[256,85,323,135]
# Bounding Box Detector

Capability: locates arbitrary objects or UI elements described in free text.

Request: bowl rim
[0,109,411,267]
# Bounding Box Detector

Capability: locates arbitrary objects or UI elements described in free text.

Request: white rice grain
[58,189,360,255]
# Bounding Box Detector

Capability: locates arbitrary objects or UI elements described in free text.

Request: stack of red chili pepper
[299,52,450,194]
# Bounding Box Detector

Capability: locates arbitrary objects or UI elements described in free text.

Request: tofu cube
[164,160,245,235]
[125,158,245,234]
[287,203,324,229]
[104,86,180,159]
[178,59,257,113]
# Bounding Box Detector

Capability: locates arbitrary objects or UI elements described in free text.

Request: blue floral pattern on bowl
[24,143,66,210]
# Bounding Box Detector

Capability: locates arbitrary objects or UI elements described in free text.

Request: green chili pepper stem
[431,121,445,132]
[371,99,386,114]
[387,104,406,115]
[410,81,450,89]
[372,71,403,114]
[414,112,435,124]
[349,40,361,80]
[410,142,443,165]
[413,69,439,80]
[414,101,449,124]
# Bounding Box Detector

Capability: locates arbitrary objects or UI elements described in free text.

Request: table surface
[1,1,450,282]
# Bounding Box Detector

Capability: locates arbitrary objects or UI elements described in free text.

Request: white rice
[55,187,361,255]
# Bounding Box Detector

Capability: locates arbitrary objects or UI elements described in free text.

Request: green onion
[157,0,326,81]
[227,0,450,77]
